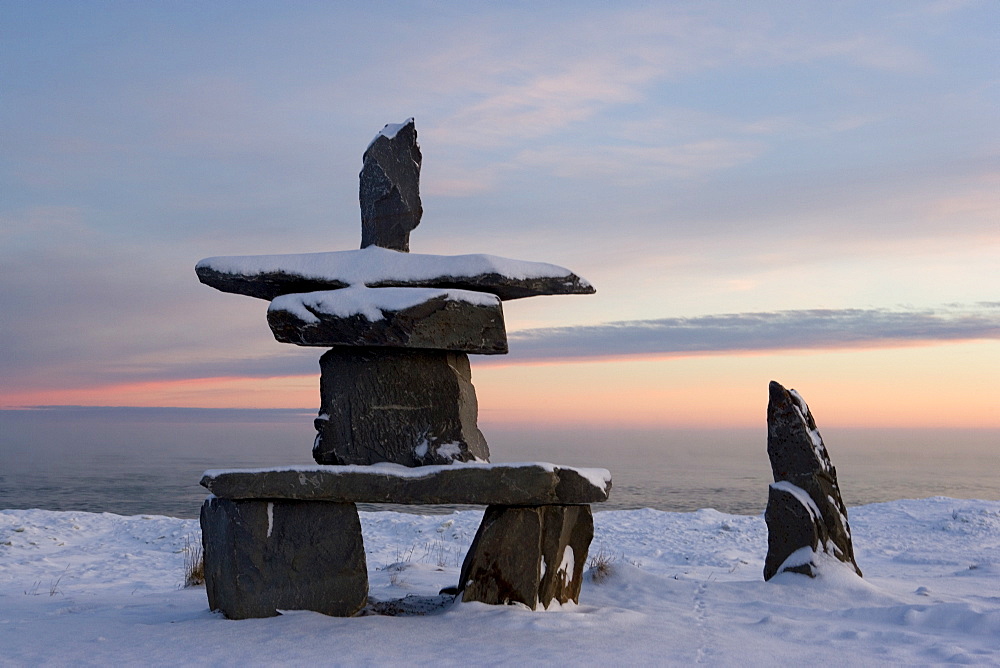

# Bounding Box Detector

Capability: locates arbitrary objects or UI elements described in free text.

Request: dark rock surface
[200,497,368,619]
[458,504,594,609]
[201,463,612,505]
[267,289,508,353]
[195,265,349,300]
[366,270,594,301]
[360,119,422,252]
[764,381,862,580]
[365,594,455,616]
[313,348,489,466]
[195,261,594,302]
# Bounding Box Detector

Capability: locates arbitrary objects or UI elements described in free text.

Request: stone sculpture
[195,118,609,617]
[764,381,862,580]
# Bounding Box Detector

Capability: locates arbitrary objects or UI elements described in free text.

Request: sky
[2,0,998,428]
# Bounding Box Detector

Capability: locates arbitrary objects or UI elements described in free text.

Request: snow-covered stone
[360,117,422,252]
[200,462,613,505]
[195,246,595,302]
[266,286,507,353]
[764,381,861,580]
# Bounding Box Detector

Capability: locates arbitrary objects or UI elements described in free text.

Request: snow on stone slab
[268,286,500,323]
[195,245,595,301]
[204,461,611,488]
[200,461,612,505]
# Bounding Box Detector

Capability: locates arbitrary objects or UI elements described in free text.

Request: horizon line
[3,405,999,432]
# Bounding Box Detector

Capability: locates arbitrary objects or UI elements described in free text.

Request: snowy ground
[1,498,998,666]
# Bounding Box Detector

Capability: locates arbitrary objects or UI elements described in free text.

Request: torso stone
[313,348,489,466]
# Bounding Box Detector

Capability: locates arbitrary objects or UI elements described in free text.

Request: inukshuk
[195,119,610,618]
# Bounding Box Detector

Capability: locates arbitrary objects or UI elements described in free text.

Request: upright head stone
[360,118,422,252]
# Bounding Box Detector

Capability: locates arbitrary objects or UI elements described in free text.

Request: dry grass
[587,547,617,583]
[183,536,205,587]
[25,565,68,597]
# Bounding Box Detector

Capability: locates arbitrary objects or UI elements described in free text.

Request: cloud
[100,304,1000,384]
[417,2,932,149]
[5,300,999,398]
[497,304,1000,363]
[515,139,765,183]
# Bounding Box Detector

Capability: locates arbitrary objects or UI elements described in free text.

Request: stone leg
[458,504,593,609]
[314,347,489,466]
[200,498,368,619]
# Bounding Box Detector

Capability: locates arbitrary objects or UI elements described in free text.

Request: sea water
[0,407,996,518]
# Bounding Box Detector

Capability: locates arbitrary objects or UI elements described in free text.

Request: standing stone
[313,347,489,466]
[360,118,422,252]
[764,381,862,580]
[200,497,368,619]
[458,505,593,609]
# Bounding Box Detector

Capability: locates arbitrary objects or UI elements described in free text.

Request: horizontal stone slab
[196,246,595,302]
[267,287,507,353]
[201,462,612,505]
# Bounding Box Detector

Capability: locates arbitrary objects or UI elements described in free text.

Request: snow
[367,118,414,149]
[2,498,998,665]
[559,545,575,582]
[788,388,830,470]
[776,545,816,571]
[413,439,429,459]
[269,286,500,323]
[434,442,462,460]
[770,480,823,523]
[197,245,585,285]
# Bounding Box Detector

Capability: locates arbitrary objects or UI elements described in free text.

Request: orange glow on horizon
[475,342,1000,429]
[3,341,998,429]
[0,375,318,410]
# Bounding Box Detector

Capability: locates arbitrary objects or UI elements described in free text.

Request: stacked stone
[197,118,594,468]
[195,119,607,618]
